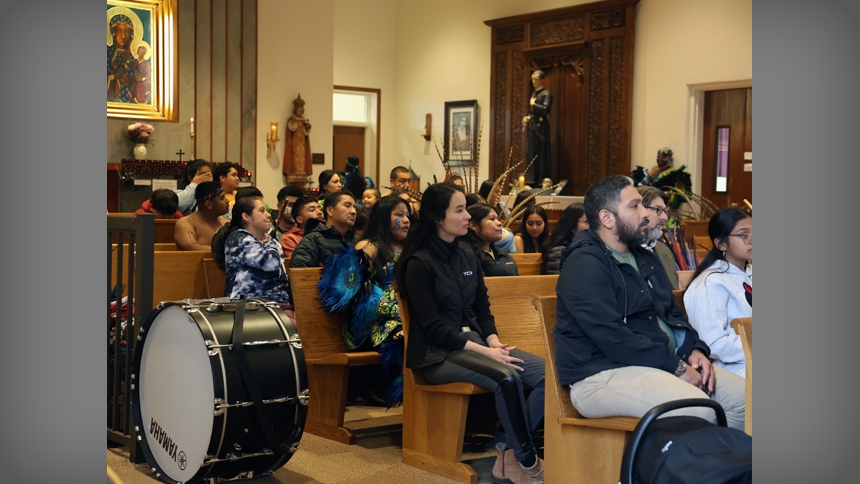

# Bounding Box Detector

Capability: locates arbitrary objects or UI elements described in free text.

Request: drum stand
[206,471,256,483]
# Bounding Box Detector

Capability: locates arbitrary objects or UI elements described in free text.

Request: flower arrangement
[125,122,155,144]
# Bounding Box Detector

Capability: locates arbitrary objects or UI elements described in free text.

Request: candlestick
[190,117,195,136]
[270,122,278,139]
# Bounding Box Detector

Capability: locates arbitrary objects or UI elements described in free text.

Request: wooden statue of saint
[522,70,553,185]
[283,93,313,177]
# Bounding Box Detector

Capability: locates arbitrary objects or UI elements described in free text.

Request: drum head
[137,305,215,482]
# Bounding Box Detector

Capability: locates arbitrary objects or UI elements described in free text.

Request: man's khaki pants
[569,365,745,431]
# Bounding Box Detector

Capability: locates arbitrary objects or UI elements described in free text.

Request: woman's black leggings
[423,337,545,464]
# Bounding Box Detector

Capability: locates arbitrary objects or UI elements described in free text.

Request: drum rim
[131,299,308,482]
[131,302,218,484]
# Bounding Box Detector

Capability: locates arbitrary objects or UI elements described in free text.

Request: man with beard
[637,186,679,290]
[647,146,674,181]
[554,175,745,430]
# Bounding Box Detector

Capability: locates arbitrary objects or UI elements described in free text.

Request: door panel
[702,88,752,208]
[332,126,366,174]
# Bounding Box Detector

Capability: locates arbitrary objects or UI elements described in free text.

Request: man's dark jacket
[289,218,357,268]
[554,229,710,387]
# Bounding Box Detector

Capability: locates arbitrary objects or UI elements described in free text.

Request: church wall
[106,0,258,173]
[256,0,335,203]
[333,0,397,186]
[391,0,580,190]
[632,0,752,194]
[390,0,752,192]
[108,0,750,204]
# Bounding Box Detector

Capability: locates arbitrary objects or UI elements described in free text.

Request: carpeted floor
[107,402,508,483]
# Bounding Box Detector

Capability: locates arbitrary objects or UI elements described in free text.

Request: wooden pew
[202,258,227,299]
[110,213,178,244]
[510,253,541,264]
[154,242,179,251]
[533,295,639,484]
[110,249,214,310]
[510,253,543,275]
[400,275,557,483]
[288,267,382,445]
[730,317,752,436]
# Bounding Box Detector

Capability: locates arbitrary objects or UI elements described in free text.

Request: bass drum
[131,298,308,484]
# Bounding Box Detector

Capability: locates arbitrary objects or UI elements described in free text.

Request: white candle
[190,117,195,136]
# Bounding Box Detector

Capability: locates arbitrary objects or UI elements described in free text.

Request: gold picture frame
[107,0,177,121]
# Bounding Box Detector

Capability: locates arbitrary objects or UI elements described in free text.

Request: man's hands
[678,350,715,395]
[687,350,715,394]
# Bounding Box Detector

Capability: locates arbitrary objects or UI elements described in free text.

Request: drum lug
[298,389,310,406]
[205,340,222,356]
[289,442,300,453]
[214,398,226,416]
[289,335,302,349]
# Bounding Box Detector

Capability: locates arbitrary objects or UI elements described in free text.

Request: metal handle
[620,398,727,484]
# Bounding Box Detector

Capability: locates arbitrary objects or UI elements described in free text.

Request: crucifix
[176,149,185,162]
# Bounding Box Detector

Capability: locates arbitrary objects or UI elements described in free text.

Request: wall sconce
[266,122,280,157]
[422,113,432,140]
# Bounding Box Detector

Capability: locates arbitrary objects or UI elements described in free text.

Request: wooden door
[332,126,366,173]
[702,88,752,208]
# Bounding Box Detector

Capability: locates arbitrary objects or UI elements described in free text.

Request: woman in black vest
[396,183,545,484]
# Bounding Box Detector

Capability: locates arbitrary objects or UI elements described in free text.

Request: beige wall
[333,0,397,184]
[256,0,334,203]
[107,0,257,169]
[109,0,752,203]
[391,0,580,190]
[386,0,752,192]
[632,0,752,192]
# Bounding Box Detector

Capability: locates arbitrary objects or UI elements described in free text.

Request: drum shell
[131,300,307,484]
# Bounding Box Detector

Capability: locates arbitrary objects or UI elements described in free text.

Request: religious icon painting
[444,100,478,167]
[107,0,177,121]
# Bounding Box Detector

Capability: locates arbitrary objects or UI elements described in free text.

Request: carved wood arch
[485,0,638,195]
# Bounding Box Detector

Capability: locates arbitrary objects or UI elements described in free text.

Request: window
[333,92,368,123]
[714,126,730,192]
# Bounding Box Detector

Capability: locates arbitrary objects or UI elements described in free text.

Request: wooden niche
[485,0,638,195]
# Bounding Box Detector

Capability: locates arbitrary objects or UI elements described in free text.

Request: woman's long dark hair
[211,196,261,271]
[689,207,751,283]
[517,205,548,253]
[318,169,340,196]
[394,182,464,293]
[463,203,500,274]
[360,195,411,276]
[540,203,584,274]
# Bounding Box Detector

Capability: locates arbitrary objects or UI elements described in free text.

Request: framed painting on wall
[444,100,478,167]
[107,0,177,121]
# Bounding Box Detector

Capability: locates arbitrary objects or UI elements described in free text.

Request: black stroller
[620,399,752,484]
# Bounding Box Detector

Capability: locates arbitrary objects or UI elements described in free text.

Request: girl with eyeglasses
[683,207,752,377]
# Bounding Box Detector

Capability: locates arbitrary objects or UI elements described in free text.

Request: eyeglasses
[727,232,752,244]
[644,205,668,216]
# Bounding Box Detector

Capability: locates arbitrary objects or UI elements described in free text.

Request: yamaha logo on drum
[149,417,185,469]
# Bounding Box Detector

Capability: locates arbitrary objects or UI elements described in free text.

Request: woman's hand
[485,334,517,354]
[466,339,523,371]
